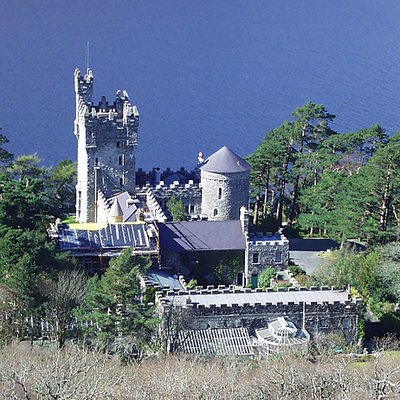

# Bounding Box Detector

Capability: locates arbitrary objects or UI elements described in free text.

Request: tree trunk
[276,179,286,226]
[379,167,392,231]
[288,124,306,225]
[263,164,270,218]
[253,195,260,226]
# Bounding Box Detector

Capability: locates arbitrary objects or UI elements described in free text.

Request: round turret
[108,198,123,223]
[199,146,250,221]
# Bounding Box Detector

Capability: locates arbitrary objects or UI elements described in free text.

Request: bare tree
[45,270,87,348]
[157,300,190,354]
[0,342,123,400]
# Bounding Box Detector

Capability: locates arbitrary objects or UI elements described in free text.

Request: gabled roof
[158,220,246,252]
[199,146,250,173]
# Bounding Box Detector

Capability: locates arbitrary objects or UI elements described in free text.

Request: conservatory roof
[179,328,254,357]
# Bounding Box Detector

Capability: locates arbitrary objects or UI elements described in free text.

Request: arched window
[213,208,218,217]
[218,187,222,200]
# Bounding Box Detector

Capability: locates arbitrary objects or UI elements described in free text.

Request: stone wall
[156,287,363,344]
[201,170,250,221]
[246,235,290,282]
[136,182,202,219]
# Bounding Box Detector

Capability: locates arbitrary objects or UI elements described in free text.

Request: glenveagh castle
[59,68,362,355]
[68,68,288,284]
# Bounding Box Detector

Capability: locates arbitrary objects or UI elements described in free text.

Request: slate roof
[162,289,350,307]
[158,220,246,252]
[199,146,251,173]
[59,223,156,253]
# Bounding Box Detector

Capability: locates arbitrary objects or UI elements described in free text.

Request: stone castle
[72,68,289,286]
[74,68,250,225]
[64,69,363,354]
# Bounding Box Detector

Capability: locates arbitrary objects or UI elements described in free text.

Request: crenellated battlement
[156,284,364,342]
[155,285,362,309]
[136,180,202,197]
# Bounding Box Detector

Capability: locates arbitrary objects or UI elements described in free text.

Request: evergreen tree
[8,154,49,182]
[0,174,48,231]
[167,195,187,221]
[78,251,157,357]
[0,130,13,170]
[47,159,77,217]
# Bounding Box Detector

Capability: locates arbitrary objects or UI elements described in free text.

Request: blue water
[1,1,400,171]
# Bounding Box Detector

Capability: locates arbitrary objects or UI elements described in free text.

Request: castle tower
[199,146,250,221]
[74,68,139,223]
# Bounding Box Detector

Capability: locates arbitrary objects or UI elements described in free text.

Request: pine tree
[77,251,157,358]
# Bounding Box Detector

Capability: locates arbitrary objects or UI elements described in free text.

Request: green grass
[61,215,77,224]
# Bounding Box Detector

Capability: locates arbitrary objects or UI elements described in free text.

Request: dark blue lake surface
[1,1,400,171]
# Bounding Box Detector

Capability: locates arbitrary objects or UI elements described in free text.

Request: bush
[288,265,306,276]
[259,268,276,289]
[187,279,198,289]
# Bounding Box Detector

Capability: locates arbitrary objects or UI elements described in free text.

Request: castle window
[120,177,124,186]
[118,155,124,165]
[275,251,282,263]
[213,208,218,217]
[117,141,120,148]
[218,187,222,200]
[252,252,260,264]
[77,191,82,216]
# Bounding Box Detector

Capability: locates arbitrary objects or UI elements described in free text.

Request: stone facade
[246,234,290,284]
[74,68,139,223]
[240,207,289,286]
[136,180,202,219]
[156,287,363,344]
[201,170,250,221]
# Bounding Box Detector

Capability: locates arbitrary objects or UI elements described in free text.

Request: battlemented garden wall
[156,286,363,344]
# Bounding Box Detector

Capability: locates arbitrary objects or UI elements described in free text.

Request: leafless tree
[156,300,190,354]
[1,340,400,399]
[44,270,87,348]
[0,342,123,399]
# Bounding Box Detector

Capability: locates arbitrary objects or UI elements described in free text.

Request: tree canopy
[248,102,398,244]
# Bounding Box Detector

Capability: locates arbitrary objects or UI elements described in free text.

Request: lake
[1,0,400,171]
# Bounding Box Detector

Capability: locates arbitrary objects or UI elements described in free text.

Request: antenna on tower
[86,41,90,71]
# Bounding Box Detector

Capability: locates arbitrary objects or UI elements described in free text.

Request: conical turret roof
[109,198,123,218]
[199,146,250,173]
